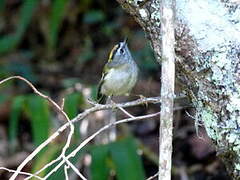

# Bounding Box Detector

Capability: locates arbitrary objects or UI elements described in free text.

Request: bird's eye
[120,48,124,54]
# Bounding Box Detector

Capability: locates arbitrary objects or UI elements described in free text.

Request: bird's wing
[97,68,108,104]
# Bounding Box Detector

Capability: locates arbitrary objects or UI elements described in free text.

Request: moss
[150,2,161,26]
[227,94,240,112]
[127,0,144,7]
[227,133,239,144]
[139,8,148,20]
[201,107,220,141]
[235,164,240,171]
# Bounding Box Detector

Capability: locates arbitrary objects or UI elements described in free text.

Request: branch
[146,172,159,180]
[0,76,70,121]
[43,112,160,178]
[0,167,43,180]
[0,76,188,179]
[64,165,69,180]
[0,76,164,179]
[0,76,82,180]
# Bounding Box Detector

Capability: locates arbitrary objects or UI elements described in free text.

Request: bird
[97,39,138,104]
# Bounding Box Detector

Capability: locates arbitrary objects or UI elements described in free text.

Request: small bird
[97,39,138,104]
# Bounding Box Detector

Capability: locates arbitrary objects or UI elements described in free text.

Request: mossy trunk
[116,0,240,179]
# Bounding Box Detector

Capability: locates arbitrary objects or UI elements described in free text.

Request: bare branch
[0,76,181,179]
[6,95,161,179]
[0,76,70,122]
[62,157,87,180]
[64,165,69,180]
[146,172,159,180]
[0,76,79,180]
[0,167,43,180]
[44,112,160,178]
[116,105,135,118]
[24,156,62,180]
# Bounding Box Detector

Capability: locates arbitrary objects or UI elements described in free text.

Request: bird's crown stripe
[108,44,119,62]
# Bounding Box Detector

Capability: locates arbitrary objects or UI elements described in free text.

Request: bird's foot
[110,99,118,111]
[110,99,135,118]
[87,98,98,106]
[137,94,148,107]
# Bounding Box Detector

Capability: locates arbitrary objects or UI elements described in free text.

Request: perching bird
[97,39,138,104]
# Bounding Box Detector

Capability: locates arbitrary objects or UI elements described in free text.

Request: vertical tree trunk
[159,0,175,179]
[116,0,240,179]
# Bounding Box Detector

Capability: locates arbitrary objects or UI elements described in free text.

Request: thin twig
[64,165,69,180]
[25,97,163,179]
[1,76,188,179]
[116,105,135,118]
[61,98,65,110]
[44,112,160,178]
[59,98,83,179]
[0,76,79,180]
[0,167,43,180]
[9,96,159,180]
[0,76,70,121]
[62,157,87,180]
[24,156,62,180]
[146,172,159,180]
[0,76,164,179]
[12,95,165,179]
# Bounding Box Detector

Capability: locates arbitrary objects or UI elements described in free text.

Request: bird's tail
[97,74,108,104]
[97,86,107,104]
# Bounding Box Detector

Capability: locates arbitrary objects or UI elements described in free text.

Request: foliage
[90,137,146,180]
[8,95,25,151]
[0,0,38,54]
[48,0,68,49]
[64,92,84,139]
[0,0,155,179]
[26,95,51,146]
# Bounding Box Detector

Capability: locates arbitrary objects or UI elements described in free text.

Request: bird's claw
[87,98,98,106]
[137,94,148,107]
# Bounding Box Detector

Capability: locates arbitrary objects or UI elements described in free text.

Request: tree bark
[159,0,175,180]
[116,0,240,179]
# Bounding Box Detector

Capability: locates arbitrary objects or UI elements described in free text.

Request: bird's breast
[101,65,138,96]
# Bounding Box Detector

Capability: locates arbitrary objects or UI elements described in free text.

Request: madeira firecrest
[97,39,138,104]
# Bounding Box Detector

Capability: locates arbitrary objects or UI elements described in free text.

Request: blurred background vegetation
[0,0,230,179]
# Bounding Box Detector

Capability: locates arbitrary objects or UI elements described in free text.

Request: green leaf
[110,137,146,180]
[0,94,8,105]
[0,0,38,54]
[49,0,68,48]
[90,145,110,180]
[0,34,19,54]
[134,43,157,72]
[16,0,38,36]
[0,0,5,12]
[64,92,84,140]
[4,61,36,82]
[31,144,62,178]
[64,92,83,119]
[62,78,79,88]
[91,85,98,101]
[26,95,51,146]
[100,22,119,37]
[78,38,95,64]
[47,145,88,180]
[83,10,106,24]
[8,96,26,150]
